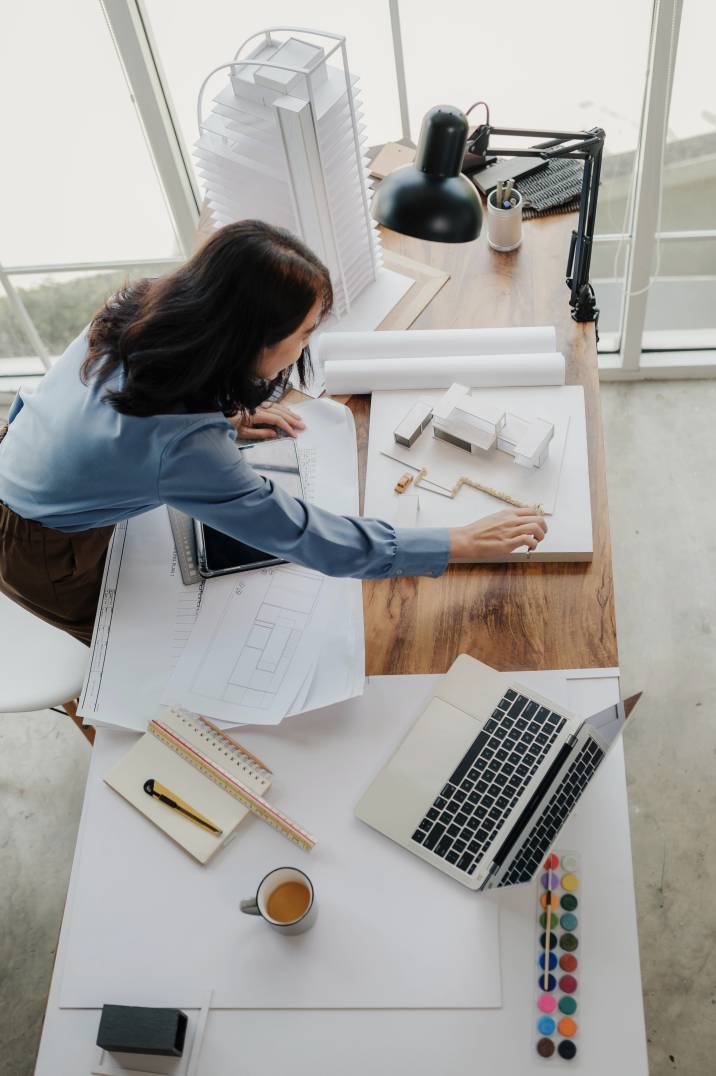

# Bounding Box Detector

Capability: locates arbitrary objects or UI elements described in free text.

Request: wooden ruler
[149,719,316,852]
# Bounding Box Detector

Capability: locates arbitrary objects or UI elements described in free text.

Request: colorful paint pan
[534,850,581,1063]
[539,952,558,972]
[537,1038,556,1058]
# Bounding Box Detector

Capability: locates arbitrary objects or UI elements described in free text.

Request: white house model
[431,383,554,468]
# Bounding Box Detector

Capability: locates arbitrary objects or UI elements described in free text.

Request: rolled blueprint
[324,352,566,395]
[318,325,557,364]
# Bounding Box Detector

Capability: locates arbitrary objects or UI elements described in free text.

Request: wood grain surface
[351,214,618,674]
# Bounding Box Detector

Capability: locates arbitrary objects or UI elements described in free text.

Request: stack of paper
[195,31,380,319]
[78,399,365,733]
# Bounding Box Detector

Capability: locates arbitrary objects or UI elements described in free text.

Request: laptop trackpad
[356,697,482,839]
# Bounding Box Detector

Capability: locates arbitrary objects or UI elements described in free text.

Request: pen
[143,778,224,836]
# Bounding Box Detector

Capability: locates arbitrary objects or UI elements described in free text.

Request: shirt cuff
[391,527,451,579]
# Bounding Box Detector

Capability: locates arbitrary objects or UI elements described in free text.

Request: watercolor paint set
[534,850,581,1062]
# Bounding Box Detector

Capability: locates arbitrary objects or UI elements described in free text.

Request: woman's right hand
[448,508,548,561]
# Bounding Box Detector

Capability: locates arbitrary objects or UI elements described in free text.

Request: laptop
[356,655,640,890]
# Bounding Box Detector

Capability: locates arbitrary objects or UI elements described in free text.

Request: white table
[35,673,648,1075]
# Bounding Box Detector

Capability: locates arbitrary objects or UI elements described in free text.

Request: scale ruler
[167,507,202,585]
[149,718,316,852]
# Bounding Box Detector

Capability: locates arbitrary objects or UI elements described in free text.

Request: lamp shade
[372,105,482,243]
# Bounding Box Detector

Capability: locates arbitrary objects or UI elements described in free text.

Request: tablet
[194,438,304,578]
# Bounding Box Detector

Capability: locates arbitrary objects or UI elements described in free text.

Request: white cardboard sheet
[365,386,593,561]
[59,676,502,1010]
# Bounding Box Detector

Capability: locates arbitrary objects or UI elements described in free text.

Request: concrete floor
[1,381,715,1075]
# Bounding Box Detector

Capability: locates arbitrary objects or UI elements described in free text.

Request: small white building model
[432,383,554,468]
[393,400,434,447]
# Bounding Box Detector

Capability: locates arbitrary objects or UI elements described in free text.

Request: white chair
[0,591,93,742]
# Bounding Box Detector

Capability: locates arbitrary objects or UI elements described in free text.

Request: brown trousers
[0,426,113,646]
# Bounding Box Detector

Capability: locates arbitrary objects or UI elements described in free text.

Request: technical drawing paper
[79,508,205,733]
[163,564,339,726]
[79,399,364,732]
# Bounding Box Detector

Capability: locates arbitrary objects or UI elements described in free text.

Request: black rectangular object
[96,1005,188,1057]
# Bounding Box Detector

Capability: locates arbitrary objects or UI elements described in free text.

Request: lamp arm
[566,135,604,324]
[466,124,605,324]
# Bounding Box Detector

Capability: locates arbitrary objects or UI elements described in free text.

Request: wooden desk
[352,214,617,674]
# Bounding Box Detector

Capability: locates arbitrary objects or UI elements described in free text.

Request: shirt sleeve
[158,421,451,580]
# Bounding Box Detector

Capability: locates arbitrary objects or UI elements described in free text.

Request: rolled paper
[319,326,557,362]
[324,352,566,395]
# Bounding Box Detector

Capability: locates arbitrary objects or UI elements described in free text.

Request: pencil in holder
[487,187,523,252]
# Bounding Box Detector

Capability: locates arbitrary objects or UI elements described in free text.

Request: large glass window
[0,1,179,268]
[0,266,178,365]
[398,0,653,349]
[642,0,716,346]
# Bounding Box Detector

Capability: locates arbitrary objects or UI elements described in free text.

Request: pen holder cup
[487,188,523,252]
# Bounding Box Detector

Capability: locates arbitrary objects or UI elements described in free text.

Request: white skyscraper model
[195,29,382,320]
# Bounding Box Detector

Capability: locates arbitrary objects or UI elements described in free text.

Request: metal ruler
[166,507,202,586]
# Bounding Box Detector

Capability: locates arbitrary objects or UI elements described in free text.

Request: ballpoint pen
[143,778,223,836]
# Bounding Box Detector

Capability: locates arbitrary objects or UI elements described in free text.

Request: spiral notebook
[104,709,273,864]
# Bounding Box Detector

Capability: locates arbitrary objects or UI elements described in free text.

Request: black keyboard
[411,689,567,876]
[497,738,604,887]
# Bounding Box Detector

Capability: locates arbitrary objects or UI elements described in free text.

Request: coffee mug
[240,867,317,935]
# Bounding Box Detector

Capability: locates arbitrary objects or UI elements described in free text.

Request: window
[0,0,181,376]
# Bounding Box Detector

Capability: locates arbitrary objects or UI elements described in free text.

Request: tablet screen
[197,437,303,576]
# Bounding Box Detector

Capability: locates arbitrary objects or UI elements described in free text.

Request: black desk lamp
[372,105,605,324]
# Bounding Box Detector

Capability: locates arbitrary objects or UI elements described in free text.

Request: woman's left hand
[229,402,306,440]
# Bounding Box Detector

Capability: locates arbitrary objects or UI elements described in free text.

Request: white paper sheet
[163,564,341,726]
[324,351,566,395]
[59,676,502,1010]
[79,509,205,732]
[163,400,364,729]
[364,386,593,561]
[79,399,364,732]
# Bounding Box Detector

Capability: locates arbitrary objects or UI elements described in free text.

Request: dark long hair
[82,220,333,416]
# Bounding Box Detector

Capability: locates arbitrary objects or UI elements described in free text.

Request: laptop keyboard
[496,738,604,887]
[411,689,567,876]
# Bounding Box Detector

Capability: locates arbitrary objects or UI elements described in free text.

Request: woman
[0,220,546,645]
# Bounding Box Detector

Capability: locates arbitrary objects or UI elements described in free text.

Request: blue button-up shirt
[0,330,450,580]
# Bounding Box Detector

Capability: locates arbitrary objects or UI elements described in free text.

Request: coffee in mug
[240,867,317,935]
[266,880,311,923]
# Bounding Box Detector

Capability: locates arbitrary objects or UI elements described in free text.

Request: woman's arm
[159,424,545,580]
